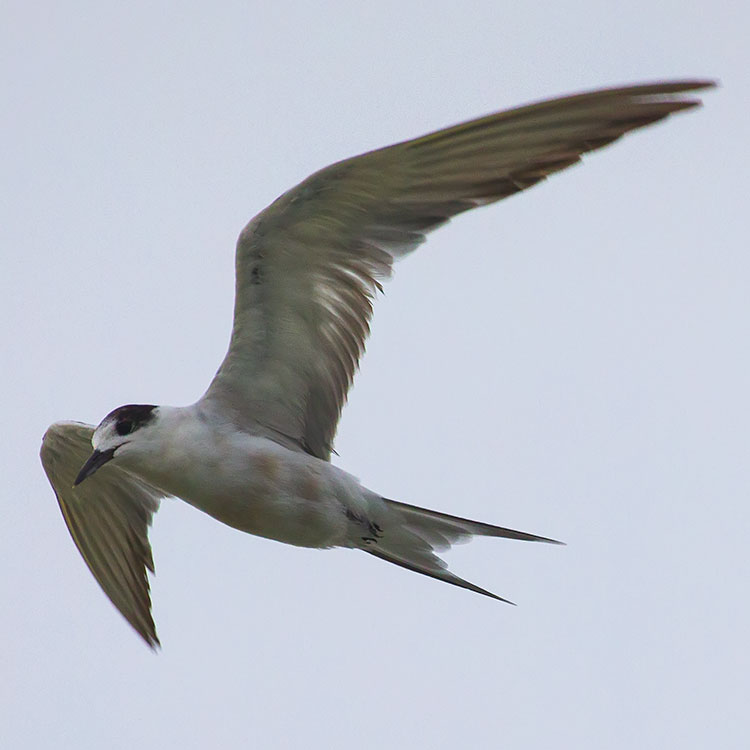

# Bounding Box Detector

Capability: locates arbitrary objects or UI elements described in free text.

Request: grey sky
[2,2,747,748]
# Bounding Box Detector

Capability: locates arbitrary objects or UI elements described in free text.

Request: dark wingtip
[540,536,566,546]
[516,531,565,545]
[669,79,718,91]
[691,79,719,90]
[141,629,161,651]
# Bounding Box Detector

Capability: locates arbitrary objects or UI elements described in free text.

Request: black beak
[74,447,117,486]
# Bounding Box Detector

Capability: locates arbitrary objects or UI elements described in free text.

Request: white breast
[137,416,369,549]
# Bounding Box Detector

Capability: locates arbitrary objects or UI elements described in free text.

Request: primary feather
[204,80,713,459]
[41,422,162,647]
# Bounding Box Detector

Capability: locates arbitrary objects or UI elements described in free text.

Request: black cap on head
[105,404,157,436]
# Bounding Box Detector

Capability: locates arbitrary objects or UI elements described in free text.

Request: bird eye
[115,420,134,436]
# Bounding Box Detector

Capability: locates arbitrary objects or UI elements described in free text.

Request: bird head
[74,404,158,485]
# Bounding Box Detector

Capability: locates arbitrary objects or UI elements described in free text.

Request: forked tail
[364,498,562,604]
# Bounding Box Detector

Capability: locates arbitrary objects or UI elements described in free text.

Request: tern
[41,80,712,647]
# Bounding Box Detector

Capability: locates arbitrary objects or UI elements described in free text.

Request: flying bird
[41,80,713,647]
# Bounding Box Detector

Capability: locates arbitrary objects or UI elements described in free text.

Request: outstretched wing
[40,421,163,648]
[203,80,714,460]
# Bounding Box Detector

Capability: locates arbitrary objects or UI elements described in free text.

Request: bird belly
[188,482,347,549]
[148,437,359,549]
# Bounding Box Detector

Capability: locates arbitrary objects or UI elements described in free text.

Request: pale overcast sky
[2,2,747,748]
